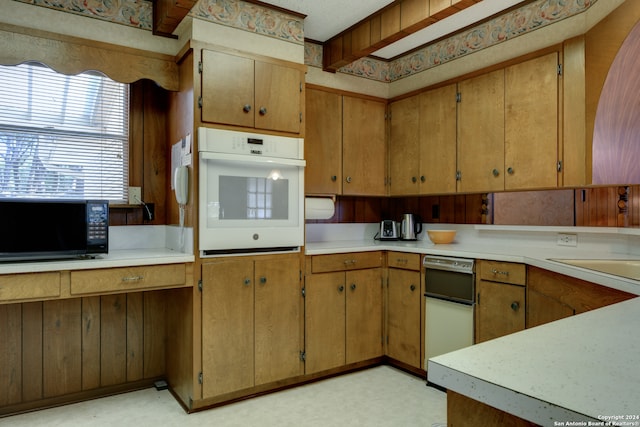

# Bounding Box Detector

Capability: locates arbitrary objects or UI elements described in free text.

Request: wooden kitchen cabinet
[201,254,302,398]
[457,69,505,193]
[457,52,560,193]
[305,252,383,374]
[0,272,61,303]
[70,264,187,296]
[504,52,559,190]
[526,266,635,328]
[343,96,387,196]
[305,87,342,194]
[389,85,457,196]
[305,87,386,196]
[475,260,526,343]
[200,49,304,134]
[386,252,423,369]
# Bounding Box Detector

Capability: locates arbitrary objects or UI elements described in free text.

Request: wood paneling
[0,23,178,91]
[0,292,168,416]
[322,0,478,71]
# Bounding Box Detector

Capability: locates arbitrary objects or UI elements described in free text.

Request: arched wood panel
[592,19,640,184]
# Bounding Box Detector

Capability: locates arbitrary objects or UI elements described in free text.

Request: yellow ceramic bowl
[427,230,456,244]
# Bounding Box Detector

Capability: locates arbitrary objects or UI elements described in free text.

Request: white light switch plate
[128,186,141,205]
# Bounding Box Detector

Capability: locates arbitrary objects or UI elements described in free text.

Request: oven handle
[200,151,306,167]
[424,292,474,306]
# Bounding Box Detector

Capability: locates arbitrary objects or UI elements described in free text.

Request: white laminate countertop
[304,224,640,295]
[427,297,640,426]
[0,248,195,274]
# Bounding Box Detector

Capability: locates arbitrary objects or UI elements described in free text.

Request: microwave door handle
[199,152,305,167]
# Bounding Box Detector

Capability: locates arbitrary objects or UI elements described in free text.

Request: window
[0,62,129,202]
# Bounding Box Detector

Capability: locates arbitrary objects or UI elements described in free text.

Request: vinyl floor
[0,366,447,427]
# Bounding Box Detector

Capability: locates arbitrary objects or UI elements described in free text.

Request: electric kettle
[401,214,422,240]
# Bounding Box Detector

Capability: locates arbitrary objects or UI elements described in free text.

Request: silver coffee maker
[400,214,422,240]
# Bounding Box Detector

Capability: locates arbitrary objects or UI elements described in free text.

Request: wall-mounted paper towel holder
[305,197,335,220]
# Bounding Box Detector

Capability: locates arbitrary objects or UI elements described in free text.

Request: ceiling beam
[152,0,198,38]
[322,0,481,72]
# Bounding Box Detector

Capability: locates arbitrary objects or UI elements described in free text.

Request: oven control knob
[253,233,259,240]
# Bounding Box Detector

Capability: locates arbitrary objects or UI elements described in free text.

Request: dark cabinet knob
[511,301,520,311]
[243,104,252,113]
[350,283,356,291]
[331,175,337,182]
[260,276,267,284]
[410,284,416,291]
[259,107,267,115]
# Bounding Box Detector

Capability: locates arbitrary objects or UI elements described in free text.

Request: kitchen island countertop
[427,296,640,426]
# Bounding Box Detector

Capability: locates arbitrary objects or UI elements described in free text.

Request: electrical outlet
[557,233,577,247]
[128,186,141,205]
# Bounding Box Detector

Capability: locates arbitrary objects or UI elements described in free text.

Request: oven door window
[202,157,300,228]
[218,176,288,220]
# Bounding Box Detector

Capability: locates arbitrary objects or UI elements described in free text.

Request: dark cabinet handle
[410,284,416,292]
[338,285,344,292]
[412,176,417,183]
[259,107,267,115]
[260,276,267,284]
[511,301,520,311]
[350,283,356,291]
[243,278,251,286]
[507,167,514,175]
[243,104,252,113]
[331,175,337,182]
[420,176,425,183]
[492,168,500,177]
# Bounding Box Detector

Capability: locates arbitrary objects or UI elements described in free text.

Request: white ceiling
[261,0,525,59]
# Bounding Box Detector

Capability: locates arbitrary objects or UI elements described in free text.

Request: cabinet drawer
[71,264,186,295]
[387,252,421,271]
[478,261,526,285]
[0,272,61,302]
[311,251,382,273]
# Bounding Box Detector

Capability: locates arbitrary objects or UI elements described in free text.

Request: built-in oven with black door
[423,255,475,367]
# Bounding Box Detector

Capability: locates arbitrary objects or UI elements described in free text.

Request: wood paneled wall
[0,291,167,415]
[307,193,488,224]
[110,80,169,226]
[309,186,640,228]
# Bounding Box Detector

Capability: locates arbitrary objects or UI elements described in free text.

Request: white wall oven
[198,128,305,256]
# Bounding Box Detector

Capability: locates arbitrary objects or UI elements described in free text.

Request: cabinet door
[475,280,525,343]
[305,88,342,194]
[255,61,302,133]
[420,84,458,194]
[387,268,422,368]
[202,259,254,397]
[505,52,559,190]
[201,49,254,128]
[389,95,420,195]
[305,272,345,374]
[457,69,505,193]
[343,96,387,196]
[345,268,383,364]
[254,258,303,385]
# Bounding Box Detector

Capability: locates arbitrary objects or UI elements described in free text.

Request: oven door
[199,152,305,254]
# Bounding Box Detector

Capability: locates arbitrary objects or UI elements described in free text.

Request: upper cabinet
[343,96,387,196]
[458,52,560,193]
[305,87,386,196]
[200,49,305,134]
[388,84,457,196]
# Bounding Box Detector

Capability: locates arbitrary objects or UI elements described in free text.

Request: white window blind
[0,62,129,202]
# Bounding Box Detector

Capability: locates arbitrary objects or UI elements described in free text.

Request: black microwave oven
[0,199,109,262]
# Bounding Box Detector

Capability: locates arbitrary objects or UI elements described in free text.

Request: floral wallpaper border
[11,0,304,45]
[13,0,153,30]
[306,0,598,82]
[191,0,304,45]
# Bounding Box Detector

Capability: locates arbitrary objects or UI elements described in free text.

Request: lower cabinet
[386,252,423,369]
[526,266,635,328]
[475,260,526,343]
[201,254,303,399]
[305,252,383,374]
